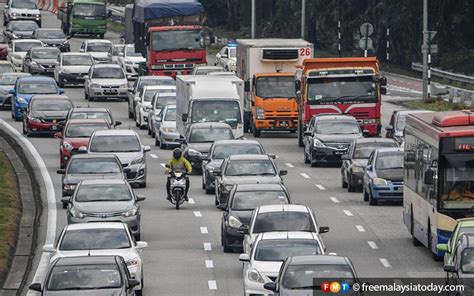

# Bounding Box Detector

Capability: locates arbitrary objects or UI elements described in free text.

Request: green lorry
[57,0,109,38]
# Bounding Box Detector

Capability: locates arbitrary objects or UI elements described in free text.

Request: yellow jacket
[165,157,192,174]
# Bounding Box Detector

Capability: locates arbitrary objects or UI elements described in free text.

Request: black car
[264,255,361,295]
[29,255,140,295]
[4,20,38,41]
[444,233,474,292]
[303,114,363,166]
[202,139,266,194]
[67,107,121,128]
[181,122,235,173]
[220,183,290,252]
[32,28,70,52]
[341,138,397,192]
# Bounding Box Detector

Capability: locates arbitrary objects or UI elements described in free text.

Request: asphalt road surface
[10,11,443,296]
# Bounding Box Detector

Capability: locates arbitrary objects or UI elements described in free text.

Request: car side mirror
[42,244,56,252]
[267,153,276,159]
[156,116,162,122]
[143,145,151,152]
[264,282,278,292]
[380,86,387,95]
[29,283,41,292]
[212,169,222,177]
[54,132,62,139]
[9,89,15,95]
[114,120,122,127]
[362,130,370,137]
[239,253,250,262]
[244,80,250,92]
[303,131,312,136]
[221,53,228,58]
[136,241,148,249]
[78,146,87,153]
[437,243,449,253]
[58,88,65,94]
[123,168,131,174]
[136,194,146,202]
[4,5,9,9]
[128,87,133,92]
[444,264,457,273]
[57,169,65,174]
[279,170,287,176]
[295,80,301,92]
[366,165,373,171]
[83,75,89,79]
[241,227,249,235]
[108,10,112,17]
[217,204,226,210]
[424,169,434,185]
[176,138,186,145]
[319,226,330,234]
[128,279,140,288]
[60,196,71,204]
[385,125,394,131]
[134,97,140,102]
[341,154,349,160]
[182,113,188,122]
[380,76,387,86]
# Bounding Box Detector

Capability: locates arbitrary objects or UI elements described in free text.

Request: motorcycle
[168,169,187,210]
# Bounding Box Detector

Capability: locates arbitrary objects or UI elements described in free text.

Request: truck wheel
[99,34,104,39]
[244,121,250,133]
[252,126,261,138]
[298,130,304,147]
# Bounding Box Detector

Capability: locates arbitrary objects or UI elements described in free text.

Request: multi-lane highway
[9,10,443,296]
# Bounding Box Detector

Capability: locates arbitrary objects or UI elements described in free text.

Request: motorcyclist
[165,148,192,201]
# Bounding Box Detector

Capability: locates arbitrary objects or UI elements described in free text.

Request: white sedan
[7,39,43,71]
[42,222,147,294]
[118,44,145,80]
[240,231,325,296]
[135,85,176,129]
[215,45,236,72]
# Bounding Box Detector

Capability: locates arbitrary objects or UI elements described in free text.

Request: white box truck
[176,75,245,138]
[236,39,313,137]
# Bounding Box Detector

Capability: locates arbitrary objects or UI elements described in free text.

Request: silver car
[63,179,146,240]
[84,64,129,101]
[54,53,93,87]
[147,91,176,138]
[85,129,150,187]
[80,39,113,64]
[155,104,180,149]
[22,46,60,75]
[3,0,41,25]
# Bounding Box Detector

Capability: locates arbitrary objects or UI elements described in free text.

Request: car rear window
[254,239,321,261]
[60,228,131,250]
[253,212,315,233]
[67,158,121,174]
[232,191,288,210]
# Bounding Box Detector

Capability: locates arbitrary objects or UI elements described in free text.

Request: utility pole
[301,0,306,39]
[337,0,341,56]
[422,0,429,101]
[251,0,256,38]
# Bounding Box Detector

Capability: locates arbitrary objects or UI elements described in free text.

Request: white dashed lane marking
[150,153,158,159]
[194,211,202,217]
[368,241,379,249]
[285,163,294,168]
[188,198,195,204]
[356,225,366,232]
[200,227,208,234]
[343,210,353,217]
[379,258,392,268]
[315,184,325,190]
[208,280,217,290]
[329,197,340,203]
[203,242,212,251]
[300,173,311,179]
[160,163,166,167]
[205,260,214,268]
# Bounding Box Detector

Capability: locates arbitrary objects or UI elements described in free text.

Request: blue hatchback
[10,76,64,121]
[363,147,404,205]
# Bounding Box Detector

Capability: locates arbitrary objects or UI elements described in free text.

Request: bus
[403,110,474,260]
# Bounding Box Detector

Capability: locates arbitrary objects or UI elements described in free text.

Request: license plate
[397,187,403,191]
[51,125,58,130]
[334,151,346,155]
[278,121,288,127]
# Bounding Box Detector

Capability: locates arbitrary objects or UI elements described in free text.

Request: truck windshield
[72,3,106,17]
[439,154,474,210]
[256,76,295,98]
[307,76,376,104]
[151,30,202,52]
[191,100,241,126]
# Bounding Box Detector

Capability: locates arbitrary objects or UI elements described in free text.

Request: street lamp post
[251,0,256,38]
[422,0,429,101]
[301,0,306,39]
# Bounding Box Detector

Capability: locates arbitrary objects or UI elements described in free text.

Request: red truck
[295,57,387,146]
[132,0,206,77]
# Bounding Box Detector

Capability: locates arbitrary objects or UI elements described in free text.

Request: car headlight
[121,83,129,88]
[122,206,138,217]
[11,13,17,16]
[62,141,74,151]
[373,178,388,186]
[224,184,233,192]
[162,127,176,133]
[228,215,242,229]
[12,33,18,39]
[28,116,41,123]
[256,107,265,119]
[187,149,202,157]
[130,156,144,166]
[352,166,364,173]
[69,207,85,218]
[35,14,41,18]
[64,184,76,190]
[313,138,325,148]
[16,97,27,104]
[13,54,22,60]
[126,258,139,267]
[248,269,264,283]
[90,84,101,89]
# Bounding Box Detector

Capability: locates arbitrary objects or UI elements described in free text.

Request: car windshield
[92,67,125,79]
[11,22,38,31]
[253,212,315,233]
[137,79,175,93]
[283,264,355,289]
[76,184,132,202]
[225,159,275,176]
[212,144,263,159]
[63,55,93,66]
[256,76,295,98]
[0,74,28,85]
[37,30,65,39]
[86,43,111,52]
[461,248,474,274]
[316,121,360,135]
[125,46,142,57]
[67,159,121,174]
[65,123,109,138]
[11,1,37,8]
[70,111,111,123]
[254,239,321,261]
[191,101,241,126]
[90,135,141,152]
[164,108,176,121]
[72,3,106,17]
[59,228,131,250]
[18,82,57,94]
[14,42,42,52]
[31,48,60,59]
[232,191,288,210]
[375,152,404,169]
[195,68,224,75]
[31,100,72,111]
[189,127,234,143]
[47,264,121,290]
[151,30,203,51]
[354,142,397,159]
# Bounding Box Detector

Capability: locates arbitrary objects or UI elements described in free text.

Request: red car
[22,95,73,137]
[0,34,7,60]
[55,119,111,168]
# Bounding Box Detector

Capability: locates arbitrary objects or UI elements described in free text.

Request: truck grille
[265,110,298,119]
[352,111,370,118]
[163,63,194,70]
[262,49,299,60]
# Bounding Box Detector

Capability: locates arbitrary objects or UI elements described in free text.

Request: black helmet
[173,148,182,160]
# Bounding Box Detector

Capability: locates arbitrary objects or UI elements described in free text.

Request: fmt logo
[321,281,350,293]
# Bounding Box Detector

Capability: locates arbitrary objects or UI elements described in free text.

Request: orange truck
[236,39,314,137]
[295,57,387,146]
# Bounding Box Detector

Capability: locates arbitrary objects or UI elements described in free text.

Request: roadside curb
[0,125,41,296]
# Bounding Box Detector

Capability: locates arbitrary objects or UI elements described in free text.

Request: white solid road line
[203,242,212,251]
[205,260,214,268]
[200,227,208,234]
[379,258,392,268]
[356,225,366,232]
[368,241,379,249]
[315,184,325,190]
[329,197,340,203]
[194,211,202,217]
[188,198,195,204]
[208,280,217,290]
[285,163,294,168]
[0,120,57,290]
[150,153,158,159]
[343,210,354,217]
[300,173,311,179]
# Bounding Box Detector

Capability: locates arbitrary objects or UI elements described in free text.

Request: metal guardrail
[412,62,474,84]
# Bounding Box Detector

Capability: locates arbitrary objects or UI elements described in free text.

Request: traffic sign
[360,23,374,36]
[424,30,437,42]
[359,37,373,50]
